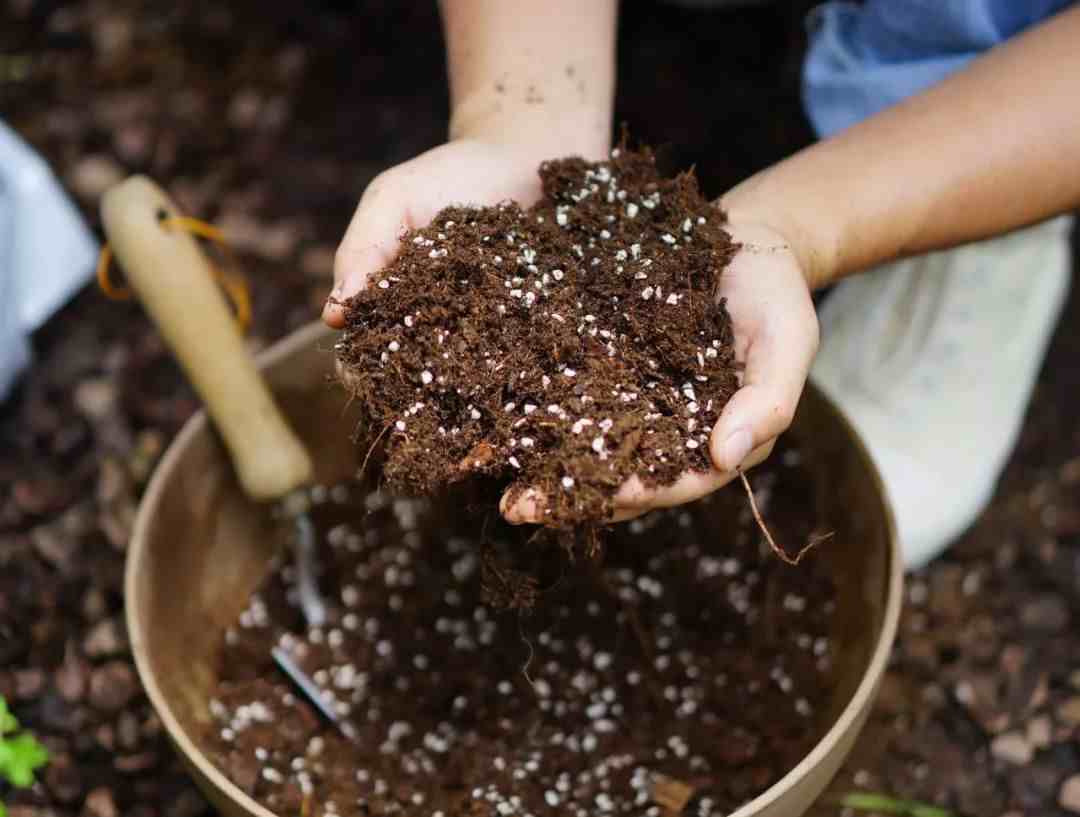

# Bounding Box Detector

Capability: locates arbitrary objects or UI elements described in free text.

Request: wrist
[719,168,843,291]
[449,89,611,162]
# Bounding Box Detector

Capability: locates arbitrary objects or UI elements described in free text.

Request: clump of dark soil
[202,439,838,817]
[337,148,741,526]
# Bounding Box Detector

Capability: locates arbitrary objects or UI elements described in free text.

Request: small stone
[1000,644,1027,677]
[1011,757,1059,809]
[13,477,65,516]
[68,155,124,200]
[13,668,45,700]
[95,723,116,751]
[82,587,109,622]
[990,731,1033,765]
[1020,594,1069,632]
[32,521,80,573]
[88,662,138,712]
[91,15,133,58]
[39,691,86,733]
[83,618,128,658]
[165,788,208,817]
[1026,715,1052,749]
[45,753,84,803]
[1061,776,1080,814]
[140,711,163,740]
[55,645,88,703]
[113,752,157,773]
[1058,697,1080,726]
[84,786,120,817]
[227,88,262,128]
[74,378,117,419]
[116,711,140,751]
[113,122,153,164]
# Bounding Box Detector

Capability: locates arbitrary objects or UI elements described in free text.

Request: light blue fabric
[802,0,1076,137]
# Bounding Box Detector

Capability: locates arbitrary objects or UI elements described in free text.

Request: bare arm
[442,0,616,159]
[723,4,1080,288]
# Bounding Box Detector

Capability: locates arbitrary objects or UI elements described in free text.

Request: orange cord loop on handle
[96,215,252,334]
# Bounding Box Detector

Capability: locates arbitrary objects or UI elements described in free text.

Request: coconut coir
[337,148,740,526]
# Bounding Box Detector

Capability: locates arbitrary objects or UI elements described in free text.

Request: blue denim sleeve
[802,0,1076,138]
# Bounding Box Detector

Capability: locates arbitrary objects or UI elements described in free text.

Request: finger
[499,487,546,525]
[612,439,774,512]
[323,174,413,328]
[609,505,647,524]
[710,308,818,472]
[499,438,776,526]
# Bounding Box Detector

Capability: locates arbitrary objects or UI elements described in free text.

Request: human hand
[501,218,819,524]
[323,138,558,328]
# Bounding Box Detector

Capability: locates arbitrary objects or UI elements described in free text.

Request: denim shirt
[803,0,1076,137]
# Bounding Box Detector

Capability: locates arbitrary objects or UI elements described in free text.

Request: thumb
[710,318,817,472]
[322,173,413,328]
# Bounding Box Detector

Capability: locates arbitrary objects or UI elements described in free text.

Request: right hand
[323,138,568,329]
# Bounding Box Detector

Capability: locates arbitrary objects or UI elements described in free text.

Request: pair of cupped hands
[324,134,820,525]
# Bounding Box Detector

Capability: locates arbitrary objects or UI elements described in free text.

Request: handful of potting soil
[336,148,742,526]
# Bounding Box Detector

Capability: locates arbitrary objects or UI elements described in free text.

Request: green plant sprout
[834,791,955,817]
[0,695,49,817]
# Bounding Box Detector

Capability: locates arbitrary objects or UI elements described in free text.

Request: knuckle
[617,480,649,508]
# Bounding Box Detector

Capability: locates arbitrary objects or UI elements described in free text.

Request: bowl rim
[127,321,902,817]
[730,379,903,816]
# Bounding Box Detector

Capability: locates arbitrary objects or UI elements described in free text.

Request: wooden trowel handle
[101,175,313,501]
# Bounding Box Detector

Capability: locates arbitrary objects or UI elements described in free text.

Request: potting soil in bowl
[201,438,836,817]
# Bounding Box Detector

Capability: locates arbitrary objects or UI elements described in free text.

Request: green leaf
[1,798,7,817]
[0,732,49,788]
[0,697,18,735]
[838,792,954,817]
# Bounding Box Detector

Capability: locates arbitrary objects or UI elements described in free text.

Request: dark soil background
[1,1,1078,815]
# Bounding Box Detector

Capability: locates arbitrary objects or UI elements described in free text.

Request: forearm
[440,0,616,159]
[722,4,1080,288]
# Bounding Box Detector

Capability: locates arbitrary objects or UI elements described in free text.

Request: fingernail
[505,488,543,525]
[720,428,753,471]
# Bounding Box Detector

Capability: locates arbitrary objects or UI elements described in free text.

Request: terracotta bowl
[127,321,902,817]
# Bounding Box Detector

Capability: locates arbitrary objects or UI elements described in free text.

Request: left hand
[500,218,820,524]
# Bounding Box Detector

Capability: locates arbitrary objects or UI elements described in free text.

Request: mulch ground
[1,1,1077,815]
